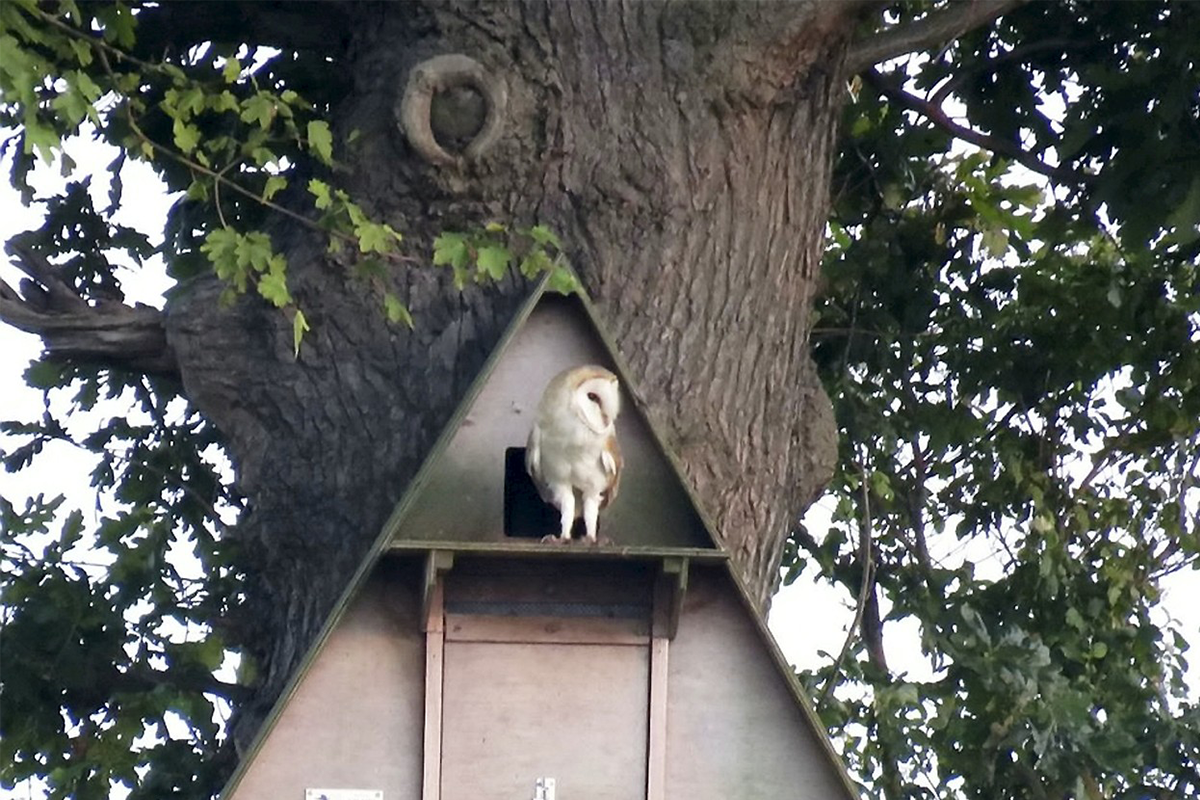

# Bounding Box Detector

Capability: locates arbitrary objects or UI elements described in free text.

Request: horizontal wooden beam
[391,540,726,562]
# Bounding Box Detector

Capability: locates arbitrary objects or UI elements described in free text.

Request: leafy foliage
[433,222,576,294]
[796,2,1200,798]
[2,363,242,800]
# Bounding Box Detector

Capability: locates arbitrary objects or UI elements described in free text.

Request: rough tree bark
[6,0,872,743]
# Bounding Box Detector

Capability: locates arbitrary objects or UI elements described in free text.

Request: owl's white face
[571,374,620,435]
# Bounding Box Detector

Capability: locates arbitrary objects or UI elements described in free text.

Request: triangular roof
[383,269,719,553]
[218,271,861,799]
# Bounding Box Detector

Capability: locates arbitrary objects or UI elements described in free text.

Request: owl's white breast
[533,413,614,496]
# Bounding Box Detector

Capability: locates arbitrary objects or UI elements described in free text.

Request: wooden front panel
[440,637,650,800]
[664,567,851,799]
[227,562,425,799]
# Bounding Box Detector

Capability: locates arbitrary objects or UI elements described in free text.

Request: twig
[928,38,1084,106]
[863,69,1082,184]
[818,458,877,708]
[30,4,166,74]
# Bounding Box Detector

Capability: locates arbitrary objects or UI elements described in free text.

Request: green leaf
[23,121,60,162]
[292,308,309,358]
[256,269,292,308]
[172,119,201,154]
[432,232,469,269]
[210,90,240,114]
[97,2,136,48]
[383,293,414,328]
[240,92,276,129]
[343,199,367,227]
[67,38,93,67]
[308,178,333,209]
[519,249,552,278]
[307,120,333,165]
[51,86,89,127]
[236,231,275,273]
[172,86,207,119]
[262,175,288,202]
[24,359,63,389]
[982,226,1009,258]
[356,222,393,254]
[527,224,562,249]
[1065,606,1085,631]
[222,57,242,83]
[547,265,578,295]
[58,510,84,551]
[475,245,511,281]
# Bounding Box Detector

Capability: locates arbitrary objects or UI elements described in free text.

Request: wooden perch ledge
[0,241,177,375]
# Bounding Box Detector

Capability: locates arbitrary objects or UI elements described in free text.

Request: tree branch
[928,38,1084,106]
[111,664,253,704]
[847,0,1030,74]
[697,0,874,107]
[818,459,878,707]
[0,242,177,375]
[129,0,354,63]
[863,69,1082,184]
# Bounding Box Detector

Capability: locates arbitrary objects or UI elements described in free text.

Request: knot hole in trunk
[398,53,507,168]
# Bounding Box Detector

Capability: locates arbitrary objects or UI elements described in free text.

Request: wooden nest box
[220,276,859,800]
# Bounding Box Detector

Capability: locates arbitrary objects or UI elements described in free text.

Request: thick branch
[847,0,1030,74]
[699,0,873,106]
[129,1,353,62]
[864,69,1082,184]
[0,242,177,375]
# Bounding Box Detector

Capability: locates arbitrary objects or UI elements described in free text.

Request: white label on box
[305,790,382,800]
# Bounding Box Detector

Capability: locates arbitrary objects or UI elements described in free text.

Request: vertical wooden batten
[647,638,669,800]
[422,572,445,800]
[647,559,681,800]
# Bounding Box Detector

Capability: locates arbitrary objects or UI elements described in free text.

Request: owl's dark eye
[586,392,600,404]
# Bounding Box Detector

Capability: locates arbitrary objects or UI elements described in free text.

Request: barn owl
[526,365,622,542]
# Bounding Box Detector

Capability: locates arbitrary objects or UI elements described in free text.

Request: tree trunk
[162,0,858,742]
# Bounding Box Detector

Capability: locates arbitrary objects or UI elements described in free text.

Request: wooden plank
[440,641,650,800]
[646,637,669,800]
[444,613,649,645]
[387,540,727,561]
[446,567,651,607]
[664,567,856,798]
[226,564,424,799]
[421,578,445,800]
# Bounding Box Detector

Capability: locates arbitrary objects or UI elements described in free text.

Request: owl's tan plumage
[526,365,622,542]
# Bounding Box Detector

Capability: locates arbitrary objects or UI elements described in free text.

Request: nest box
[219,275,860,800]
